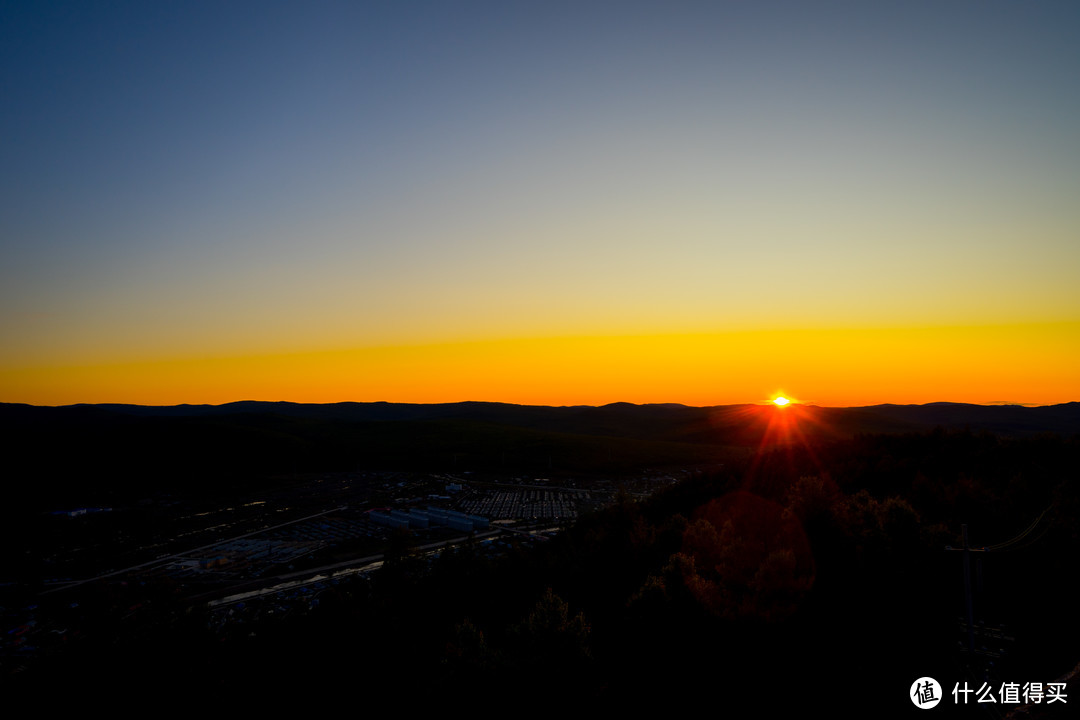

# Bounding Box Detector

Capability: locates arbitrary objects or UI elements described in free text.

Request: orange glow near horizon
[4,5,1080,414]
[2,322,1077,408]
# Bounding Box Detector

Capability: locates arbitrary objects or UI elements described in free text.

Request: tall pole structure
[962,524,975,655]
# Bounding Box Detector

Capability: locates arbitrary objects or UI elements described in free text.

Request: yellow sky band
[3,322,1076,407]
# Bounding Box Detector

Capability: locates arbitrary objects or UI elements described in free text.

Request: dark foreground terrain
[2,401,1078,715]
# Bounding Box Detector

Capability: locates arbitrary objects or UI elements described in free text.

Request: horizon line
[5,398,1072,410]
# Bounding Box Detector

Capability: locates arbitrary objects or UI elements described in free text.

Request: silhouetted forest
[16,427,1078,714]
[4,400,1078,512]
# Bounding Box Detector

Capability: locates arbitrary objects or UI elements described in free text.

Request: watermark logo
[911,677,943,709]
[953,681,1067,705]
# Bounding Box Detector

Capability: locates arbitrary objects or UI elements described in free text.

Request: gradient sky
[2,1,1078,406]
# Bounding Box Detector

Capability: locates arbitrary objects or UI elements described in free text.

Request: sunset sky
[2,1,1078,407]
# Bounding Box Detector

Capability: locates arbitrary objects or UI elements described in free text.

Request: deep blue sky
[2,1,1079,404]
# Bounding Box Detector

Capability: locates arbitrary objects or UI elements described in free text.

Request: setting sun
[774,396,790,406]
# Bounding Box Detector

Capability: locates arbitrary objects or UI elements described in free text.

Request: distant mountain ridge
[2,399,1077,513]
[4,399,1079,437]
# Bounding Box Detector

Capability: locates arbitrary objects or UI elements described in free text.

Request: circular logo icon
[911,677,942,709]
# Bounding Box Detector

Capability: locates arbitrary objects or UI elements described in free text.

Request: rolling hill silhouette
[3,400,1076,513]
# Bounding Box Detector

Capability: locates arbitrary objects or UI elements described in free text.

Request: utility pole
[947,522,1021,676]
[948,524,993,654]
[962,524,978,654]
